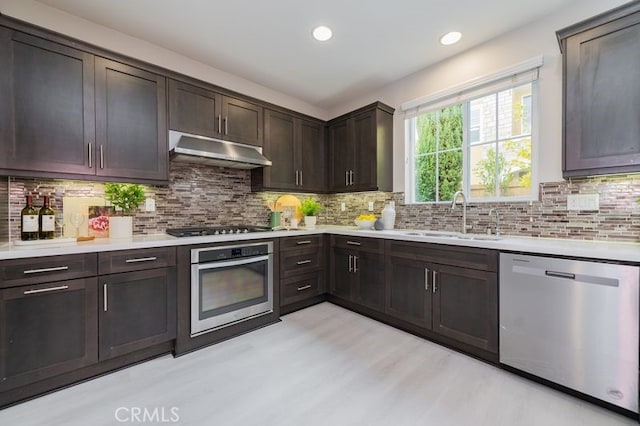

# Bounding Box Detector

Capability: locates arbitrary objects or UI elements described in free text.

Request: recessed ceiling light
[312,25,333,42]
[440,31,462,45]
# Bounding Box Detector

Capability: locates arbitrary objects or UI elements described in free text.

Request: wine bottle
[20,194,39,241]
[39,195,55,240]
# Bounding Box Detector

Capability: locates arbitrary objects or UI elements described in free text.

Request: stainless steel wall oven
[190,242,273,336]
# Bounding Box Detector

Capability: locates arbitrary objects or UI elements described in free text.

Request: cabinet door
[222,96,263,146]
[297,119,327,192]
[330,247,353,300]
[432,264,498,353]
[353,250,385,311]
[329,119,353,192]
[352,109,377,190]
[95,57,168,182]
[168,79,221,138]
[385,255,432,328]
[0,278,98,391]
[563,13,640,176]
[262,109,297,189]
[99,268,176,360]
[0,29,95,176]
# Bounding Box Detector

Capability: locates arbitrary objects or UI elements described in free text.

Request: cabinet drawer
[280,235,322,251]
[386,240,498,272]
[281,272,323,306]
[0,253,97,288]
[280,248,322,278]
[99,247,176,274]
[332,235,383,252]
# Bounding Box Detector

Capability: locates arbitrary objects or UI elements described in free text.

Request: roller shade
[401,55,544,118]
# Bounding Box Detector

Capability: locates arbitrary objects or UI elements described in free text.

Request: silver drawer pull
[297,285,312,291]
[296,240,312,245]
[125,257,158,263]
[23,266,69,275]
[346,241,361,246]
[24,285,69,295]
[296,260,312,265]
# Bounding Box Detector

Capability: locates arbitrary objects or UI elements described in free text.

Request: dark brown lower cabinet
[99,268,176,360]
[279,235,326,313]
[385,241,498,354]
[0,278,98,391]
[330,237,385,311]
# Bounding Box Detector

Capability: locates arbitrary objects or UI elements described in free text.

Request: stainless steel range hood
[169,130,272,169]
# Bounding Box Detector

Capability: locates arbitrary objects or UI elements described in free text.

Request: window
[404,62,539,203]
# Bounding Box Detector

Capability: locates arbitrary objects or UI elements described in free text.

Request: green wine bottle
[20,195,39,241]
[39,195,55,240]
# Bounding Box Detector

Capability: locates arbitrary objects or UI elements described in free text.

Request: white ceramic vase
[304,216,317,229]
[109,216,133,239]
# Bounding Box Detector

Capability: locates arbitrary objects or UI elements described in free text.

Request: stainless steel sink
[400,231,502,241]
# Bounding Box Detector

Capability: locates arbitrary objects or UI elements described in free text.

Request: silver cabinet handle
[217,114,222,134]
[224,116,228,135]
[295,170,298,185]
[297,284,312,291]
[425,268,430,291]
[353,256,358,273]
[296,240,311,245]
[346,241,361,246]
[296,259,312,265]
[88,143,93,168]
[100,145,104,169]
[125,256,158,263]
[103,284,108,311]
[348,254,353,272]
[432,270,438,293]
[24,285,69,295]
[23,266,69,275]
[345,170,349,186]
[299,170,303,186]
[349,170,354,185]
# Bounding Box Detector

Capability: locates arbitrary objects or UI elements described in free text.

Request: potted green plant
[300,198,322,229]
[104,183,146,239]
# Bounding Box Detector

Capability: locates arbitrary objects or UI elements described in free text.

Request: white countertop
[1,226,639,263]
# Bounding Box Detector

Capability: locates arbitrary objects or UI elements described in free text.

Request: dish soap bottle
[381,201,396,230]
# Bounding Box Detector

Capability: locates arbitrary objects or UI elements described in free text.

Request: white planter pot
[304,216,317,229]
[109,216,133,239]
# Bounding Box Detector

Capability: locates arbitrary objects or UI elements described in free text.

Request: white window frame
[402,57,542,204]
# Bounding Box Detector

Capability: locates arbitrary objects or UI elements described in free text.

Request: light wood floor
[1,302,637,426]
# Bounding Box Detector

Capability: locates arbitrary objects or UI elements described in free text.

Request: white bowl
[354,219,376,229]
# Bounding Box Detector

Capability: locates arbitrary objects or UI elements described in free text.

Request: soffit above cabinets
[35,0,576,110]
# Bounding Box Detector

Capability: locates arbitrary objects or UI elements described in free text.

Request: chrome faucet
[451,191,469,234]
[488,208,501,236]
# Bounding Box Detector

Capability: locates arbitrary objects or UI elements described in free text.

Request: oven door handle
[194,255,271,271]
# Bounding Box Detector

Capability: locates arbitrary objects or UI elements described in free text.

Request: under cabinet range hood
[169,130,272,169]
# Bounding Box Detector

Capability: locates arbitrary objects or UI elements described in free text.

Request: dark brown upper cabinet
[251,109,326,192]
[0,20,169,185]
[0,28,95,177]
[557,2,640,178]
[328,102,394,193]
[168,79,263,147]
[95,58,167,182]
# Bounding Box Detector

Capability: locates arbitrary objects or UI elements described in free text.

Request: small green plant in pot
[300,198,322,229]
[104,183,145,239]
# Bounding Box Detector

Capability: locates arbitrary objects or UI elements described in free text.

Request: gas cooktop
[166,225,272,238]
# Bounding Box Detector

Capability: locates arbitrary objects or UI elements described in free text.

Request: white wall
[0,0,329,120]
[327,0,631,192]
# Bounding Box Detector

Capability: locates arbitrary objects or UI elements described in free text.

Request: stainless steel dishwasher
[500,253,639,413]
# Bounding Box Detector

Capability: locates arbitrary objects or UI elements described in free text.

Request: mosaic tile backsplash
[0,177,8,242]
[5,164,640,243]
